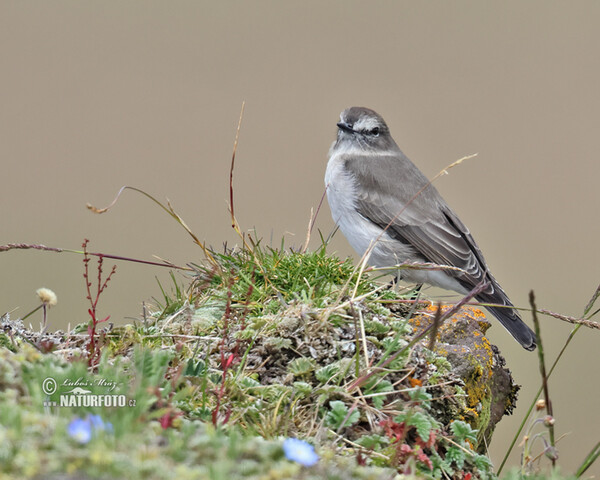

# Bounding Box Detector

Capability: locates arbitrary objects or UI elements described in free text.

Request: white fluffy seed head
[36,287,57,306]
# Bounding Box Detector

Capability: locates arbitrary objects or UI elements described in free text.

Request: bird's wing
[343,153,537,350]
[344,154,491,293]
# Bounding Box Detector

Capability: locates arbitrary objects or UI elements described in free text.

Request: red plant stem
[212,272,235,426]
[212,270,254,426]
[82,239,116,367]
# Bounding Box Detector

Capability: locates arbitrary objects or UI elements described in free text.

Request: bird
[325,106,536,351]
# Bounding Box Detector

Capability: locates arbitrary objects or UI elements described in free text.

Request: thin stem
[20,303,43,322]
[530,291,556,466]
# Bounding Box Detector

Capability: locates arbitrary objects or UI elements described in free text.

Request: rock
[409,304,520,450]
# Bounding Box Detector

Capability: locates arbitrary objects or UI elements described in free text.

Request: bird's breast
[325,154,393,261]
[325,154,358,223]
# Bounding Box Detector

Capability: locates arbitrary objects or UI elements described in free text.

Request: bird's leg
[410,283,423,301]
[386,273,405,290]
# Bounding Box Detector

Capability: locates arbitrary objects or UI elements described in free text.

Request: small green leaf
[473,453,493,471]
[191,299,226,329]
[233,328,257,340]
[355,434,389,450]
[315,364,338,383]
[408,411,433,442]
[292,381,312,396]
[263,337,292,350]
[363,320,390,334]
[183,358,206,377]
[287,357,315,376]
[450,420,477,444]
[430,451,453,476]
[325,400,360,429]
[239,376,260,388]
[445,446,466,470]
[408,388,432,404]
[363,378,393,409]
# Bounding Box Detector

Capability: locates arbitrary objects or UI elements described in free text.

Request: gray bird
[325,106,536,351]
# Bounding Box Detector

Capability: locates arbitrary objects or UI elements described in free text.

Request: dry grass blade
[229,101,246,233]
[224,102,269,284]
[0,242,187,270]
[301,207,314,254]
[349,303,370,372]
[302,187,329,254]
[0,243,64,253]
[583,283,600,318]
[368,261,468,275]
[427,302,443,351]
[87,185,217,266]
[436,279,490,323]
[538,309,600,330]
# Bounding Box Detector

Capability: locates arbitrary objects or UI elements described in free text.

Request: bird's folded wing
[345,154,492,293]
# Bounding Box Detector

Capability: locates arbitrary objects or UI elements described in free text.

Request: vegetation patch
[1,243,522,479]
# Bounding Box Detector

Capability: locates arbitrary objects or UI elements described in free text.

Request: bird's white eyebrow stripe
[353,116,381,131]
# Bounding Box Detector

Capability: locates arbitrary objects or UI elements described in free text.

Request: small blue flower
[67,414,113,444]
[88,413,113,432]
[283,438,319,467]
[67,417,92,444]
[88,414,104,429]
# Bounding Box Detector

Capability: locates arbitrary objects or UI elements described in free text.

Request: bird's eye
[370,127,380,136]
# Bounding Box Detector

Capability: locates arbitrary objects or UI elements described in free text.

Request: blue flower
[283,438,319,467]
[67,414,113,444]
[88,413,113,432]
[67,417,92,444]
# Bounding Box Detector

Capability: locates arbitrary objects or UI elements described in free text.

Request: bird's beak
[336,122,354,133]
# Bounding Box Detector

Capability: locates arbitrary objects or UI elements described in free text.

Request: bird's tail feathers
[482,300,536,351]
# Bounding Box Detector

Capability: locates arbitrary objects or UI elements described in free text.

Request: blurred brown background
[1,1,598,475]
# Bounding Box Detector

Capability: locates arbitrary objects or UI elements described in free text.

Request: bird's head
[333,107,397,153]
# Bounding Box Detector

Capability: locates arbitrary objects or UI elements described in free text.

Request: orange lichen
[464,407,479,419]
[409,377,423,388]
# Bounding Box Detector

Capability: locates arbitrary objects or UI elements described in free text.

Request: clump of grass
[197,240,376,311]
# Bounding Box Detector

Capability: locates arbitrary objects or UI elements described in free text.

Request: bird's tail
[478,293,537,351]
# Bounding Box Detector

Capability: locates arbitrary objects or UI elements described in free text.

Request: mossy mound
[0,245,519,479]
